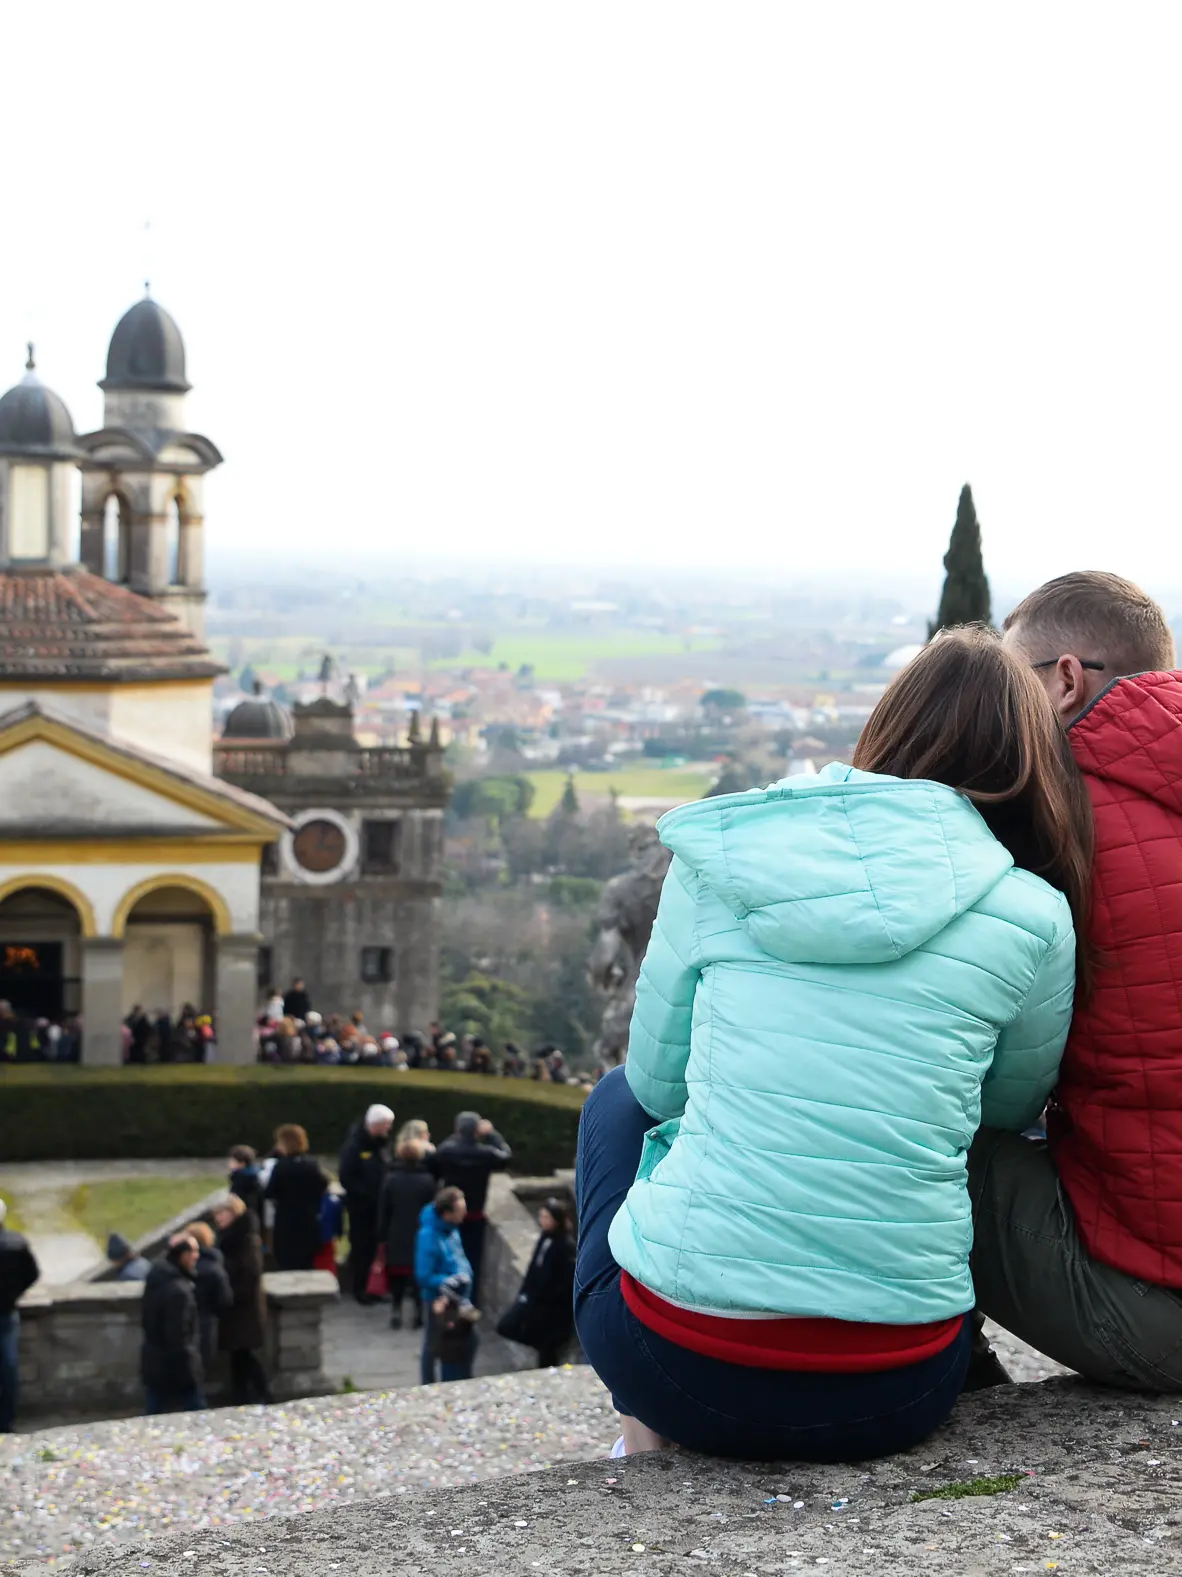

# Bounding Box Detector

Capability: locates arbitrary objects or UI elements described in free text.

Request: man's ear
[1051,655,1089,723]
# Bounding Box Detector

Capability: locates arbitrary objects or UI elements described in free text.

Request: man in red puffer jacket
[970,571,1182,1390]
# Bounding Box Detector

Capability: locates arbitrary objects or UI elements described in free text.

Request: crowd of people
[0,1003,83,1063]
[255,981,582,1084]
[0,1095,575,1429]
[124,1004,217,1063]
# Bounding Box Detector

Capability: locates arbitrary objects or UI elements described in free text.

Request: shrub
[0,1066,586,1172]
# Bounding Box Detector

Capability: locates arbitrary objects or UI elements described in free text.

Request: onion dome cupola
[0,346,80,461]
[223,683,294,742]
[0,346,82,568]
[77,292,222,640]
[100,295,190,393]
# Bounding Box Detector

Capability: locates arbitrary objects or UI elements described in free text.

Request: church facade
[0,297,447,1061]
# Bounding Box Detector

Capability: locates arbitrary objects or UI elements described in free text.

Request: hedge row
[0,1066,587,1173]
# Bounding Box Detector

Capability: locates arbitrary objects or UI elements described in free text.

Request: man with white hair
[0,1199,40,1432]
[339,1104,395,1304]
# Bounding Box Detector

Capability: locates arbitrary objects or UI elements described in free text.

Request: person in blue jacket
[575,626,1094,1462]
[415,1187,480,1384]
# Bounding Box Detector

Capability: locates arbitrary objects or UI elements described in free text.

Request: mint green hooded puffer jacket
[608,764,1075,1326]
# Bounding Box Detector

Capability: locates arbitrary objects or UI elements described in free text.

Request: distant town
[209,563,963,816]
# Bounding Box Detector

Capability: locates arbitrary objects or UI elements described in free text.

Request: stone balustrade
[17,1270,339,1422]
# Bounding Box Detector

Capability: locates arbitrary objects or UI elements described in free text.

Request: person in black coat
[141,1235,205,1414]
[376,1138,437,1330]
[497,1199,576,1367]
[265,1125,329,1271]
[127,1006,152,1065]
[283,977,312,1021]
[0,1199,40,1433]
[228,1145,266,1223]
[213,1194,270,1405]
[188,1222,233,1371]
[433,1110,512,1301]
[339,1105,395,1303]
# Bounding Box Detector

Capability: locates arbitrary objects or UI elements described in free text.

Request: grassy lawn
[211,631,723,685]
[527,764,714,817]
[68,1174,225,1245]
[0,1183,25,1233]
[431,632,721,682]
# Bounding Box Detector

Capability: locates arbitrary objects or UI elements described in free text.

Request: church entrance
[0,888,84,1043]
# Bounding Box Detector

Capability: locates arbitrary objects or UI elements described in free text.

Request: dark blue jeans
[0,1311,19,1433]
[575,1066,972,1462]
[419,1299,476,1384]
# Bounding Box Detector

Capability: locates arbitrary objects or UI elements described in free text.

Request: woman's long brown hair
[852,625,1094,993]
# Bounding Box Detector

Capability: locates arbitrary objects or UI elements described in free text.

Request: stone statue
[588,823,672,1066]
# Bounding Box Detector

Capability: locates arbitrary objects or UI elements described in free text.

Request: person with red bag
[973,572,1182,1391]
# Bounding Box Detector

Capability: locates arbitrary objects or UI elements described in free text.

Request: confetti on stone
[0,1367,616,1565]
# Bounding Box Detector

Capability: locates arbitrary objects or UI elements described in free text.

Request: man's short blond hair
[1005,571,1175,678]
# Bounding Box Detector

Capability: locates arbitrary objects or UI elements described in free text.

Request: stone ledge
[4,1375,1180,1575]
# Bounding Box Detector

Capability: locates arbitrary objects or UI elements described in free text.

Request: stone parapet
[16,1269,338,1420]
[6,1376,1179,1576]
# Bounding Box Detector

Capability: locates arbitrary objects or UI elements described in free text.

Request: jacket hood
[657,763,1013,965]
[1070,670,1182,815]
[419,1202,452,1231]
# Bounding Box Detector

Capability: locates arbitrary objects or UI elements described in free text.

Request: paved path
[323,1293,523,1392]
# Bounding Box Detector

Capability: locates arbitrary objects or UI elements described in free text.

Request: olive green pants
[968,1129,1182,1392]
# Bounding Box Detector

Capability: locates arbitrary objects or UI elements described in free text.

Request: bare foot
[620,1414,671,1455]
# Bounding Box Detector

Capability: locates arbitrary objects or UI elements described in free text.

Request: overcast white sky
[2,3,1180,590]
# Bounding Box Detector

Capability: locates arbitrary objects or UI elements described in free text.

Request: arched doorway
[0,886,85,1021]
[120,884,218,1023]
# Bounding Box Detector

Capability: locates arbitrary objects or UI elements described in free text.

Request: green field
[211,630,722,685]
[428,632,721,682]
[527,764,714,817]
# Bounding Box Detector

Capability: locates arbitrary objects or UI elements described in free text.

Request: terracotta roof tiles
[0,569,224,681]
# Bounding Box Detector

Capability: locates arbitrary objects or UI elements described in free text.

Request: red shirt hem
[620,1272,965,1373]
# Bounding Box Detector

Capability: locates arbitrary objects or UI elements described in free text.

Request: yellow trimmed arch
[111,873,234,939]
[0,874,98,938]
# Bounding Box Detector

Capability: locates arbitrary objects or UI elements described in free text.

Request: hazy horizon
[4,4,1180,589]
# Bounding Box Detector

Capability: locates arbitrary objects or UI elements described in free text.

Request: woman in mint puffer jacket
[575,627,1093,1461]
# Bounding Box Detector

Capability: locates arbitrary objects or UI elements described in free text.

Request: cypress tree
[560,774,580,815]
[929,484,992,637]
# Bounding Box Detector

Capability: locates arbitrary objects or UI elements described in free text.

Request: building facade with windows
[216,698,449,1030]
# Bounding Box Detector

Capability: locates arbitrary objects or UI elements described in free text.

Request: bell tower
[77,291,223,638]
[0,346,82,570]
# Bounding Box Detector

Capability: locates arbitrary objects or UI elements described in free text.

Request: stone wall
[17,1270,338,1421]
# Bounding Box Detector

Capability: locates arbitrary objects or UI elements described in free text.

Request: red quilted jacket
[1049,670,1182,1286]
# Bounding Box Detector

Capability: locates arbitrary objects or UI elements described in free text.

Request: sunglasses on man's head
[1030,658,1106,672]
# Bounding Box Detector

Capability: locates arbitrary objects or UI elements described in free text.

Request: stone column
[216,933,261,1064]
[81,939,125,1065]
